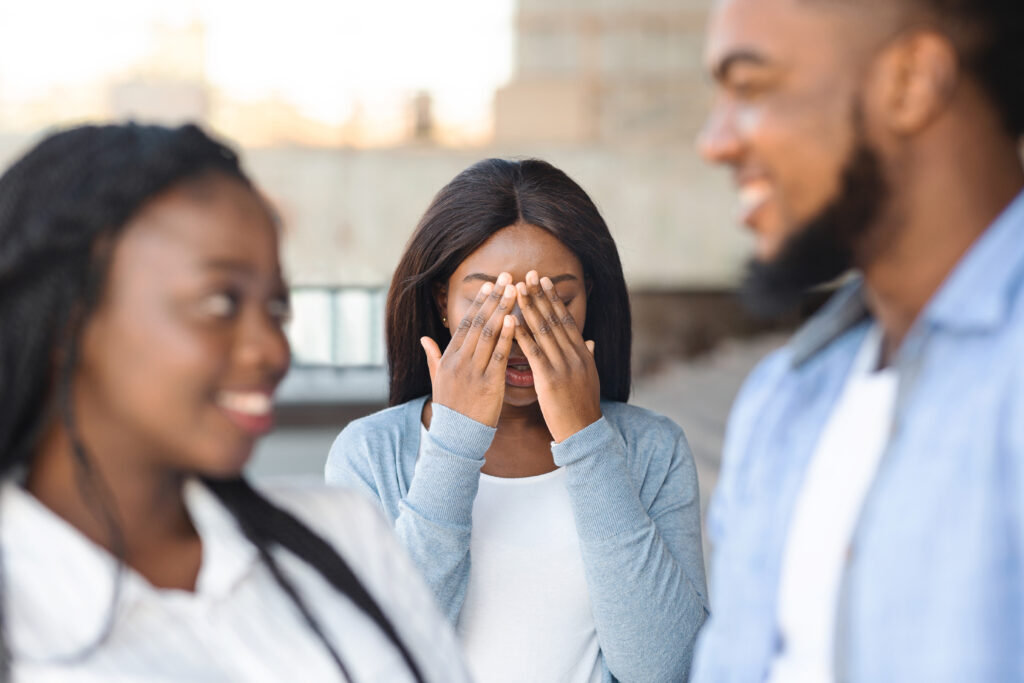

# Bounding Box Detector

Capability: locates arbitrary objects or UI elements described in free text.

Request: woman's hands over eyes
[420,273,517,427]
[420,270,602,440]
[514,270,602,443]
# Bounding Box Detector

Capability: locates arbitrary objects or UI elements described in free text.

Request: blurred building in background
[0,0,794,498]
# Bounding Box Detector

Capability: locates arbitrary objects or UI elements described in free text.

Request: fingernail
[497,272,511,286]
[516,282,529,296]
[527,271,539,285]
[504,315,515,327]
[481,282,494,295]
[540,276,553,291]
[504,284,516,297]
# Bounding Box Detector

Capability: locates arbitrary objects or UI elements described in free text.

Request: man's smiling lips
[737,177,773,227]
[216,389,275,435]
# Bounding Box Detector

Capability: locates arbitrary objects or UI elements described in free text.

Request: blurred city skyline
[0,0,747,293]
[0,0,516,147]
[0,0,778,490]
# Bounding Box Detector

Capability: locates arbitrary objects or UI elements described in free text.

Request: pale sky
[0,0,516,144]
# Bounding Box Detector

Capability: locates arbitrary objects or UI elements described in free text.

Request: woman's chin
[189,442,256,480]
[502,385,538,407]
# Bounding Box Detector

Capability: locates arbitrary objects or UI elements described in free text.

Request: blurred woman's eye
[199,291,240,319]
[267,296,292,325]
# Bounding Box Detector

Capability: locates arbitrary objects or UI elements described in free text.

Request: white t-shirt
[767,325,898,683]
[457,466,602,683]
[2,479,471,683]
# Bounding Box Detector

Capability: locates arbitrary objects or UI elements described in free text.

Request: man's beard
[740,128,889,318]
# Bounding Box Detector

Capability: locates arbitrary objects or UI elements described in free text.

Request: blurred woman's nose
[696,103,743,164]
[237,308,291,378]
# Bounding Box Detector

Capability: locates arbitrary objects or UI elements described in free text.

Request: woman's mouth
[505,358,534,388]
[216,390,275,435]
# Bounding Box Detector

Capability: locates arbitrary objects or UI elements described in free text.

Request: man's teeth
[217,391,272,416]
[739,181,772,213]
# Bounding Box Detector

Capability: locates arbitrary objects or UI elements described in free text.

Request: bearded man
[691,0,1024,680]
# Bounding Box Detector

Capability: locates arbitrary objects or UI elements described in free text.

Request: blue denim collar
[790,277,870,368]
[789,188,1024,368]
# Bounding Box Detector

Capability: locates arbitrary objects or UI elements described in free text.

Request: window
[287,287,386,367]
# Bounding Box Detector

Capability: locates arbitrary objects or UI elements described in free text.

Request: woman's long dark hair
[386,158,632,406]
[0,123,423,682]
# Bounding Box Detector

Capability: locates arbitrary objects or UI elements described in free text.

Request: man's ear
[432,281,448,322]
[870,29,958,136]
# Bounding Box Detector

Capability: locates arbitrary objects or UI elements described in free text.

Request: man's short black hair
[902,0,1022,136]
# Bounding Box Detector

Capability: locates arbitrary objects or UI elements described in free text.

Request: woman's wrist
[427,402,497,460]
[549,407,604,443]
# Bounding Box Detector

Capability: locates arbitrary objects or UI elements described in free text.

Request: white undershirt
[455,462,602,683]
[767,325,898,683]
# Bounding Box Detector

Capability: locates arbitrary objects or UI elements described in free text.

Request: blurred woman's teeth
[217,392,272,416]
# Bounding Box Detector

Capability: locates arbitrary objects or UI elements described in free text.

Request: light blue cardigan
[325,396,708,682]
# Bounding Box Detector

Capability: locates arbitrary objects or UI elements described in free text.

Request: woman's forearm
[553,418,708,681]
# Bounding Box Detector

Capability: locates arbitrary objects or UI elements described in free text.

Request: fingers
[539,275,585,350]
[516,271,570,362]
[472,282,517,368]
[484,315,517,376]
[513,322,551,371]
[447,281,493,352]
[420,336,442,385]
[460,273,513,358]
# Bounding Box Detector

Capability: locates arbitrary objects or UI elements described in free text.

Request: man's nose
[696,103,743,164]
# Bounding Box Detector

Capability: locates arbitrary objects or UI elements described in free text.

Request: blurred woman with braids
[0,123,469,681]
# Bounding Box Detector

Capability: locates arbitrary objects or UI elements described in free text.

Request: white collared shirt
[1,479,471,682]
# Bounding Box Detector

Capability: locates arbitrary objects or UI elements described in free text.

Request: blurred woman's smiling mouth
[215,389,275,435]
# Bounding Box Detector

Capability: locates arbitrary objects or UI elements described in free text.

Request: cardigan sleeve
[551,414,709,682]
[326,403,494,624]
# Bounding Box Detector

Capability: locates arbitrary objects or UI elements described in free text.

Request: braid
[204,478,426,683]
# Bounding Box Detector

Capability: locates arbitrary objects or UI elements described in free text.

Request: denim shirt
[691,190,1024,683]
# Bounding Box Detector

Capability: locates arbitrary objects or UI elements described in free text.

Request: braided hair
[0,123,424,682]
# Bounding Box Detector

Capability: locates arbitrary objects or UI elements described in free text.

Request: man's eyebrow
[711,49,771,81]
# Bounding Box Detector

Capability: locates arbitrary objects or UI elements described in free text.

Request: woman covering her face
[326,158,709,682]
[0,123,471,682]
